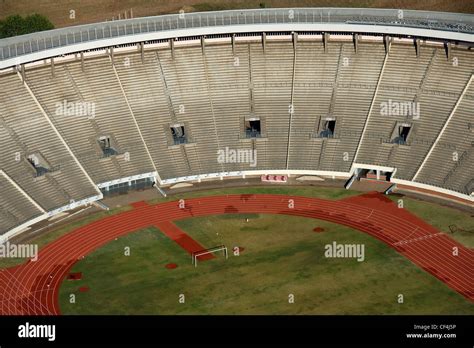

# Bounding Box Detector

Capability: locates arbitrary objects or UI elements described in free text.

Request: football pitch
[59,210,474,315]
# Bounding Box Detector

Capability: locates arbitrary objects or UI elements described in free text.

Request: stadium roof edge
[0,8,473,69]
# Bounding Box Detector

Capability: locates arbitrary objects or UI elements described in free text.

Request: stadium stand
[0,170,44,235]
[0,73,99,213]
[289,39,337,171]
[159,46,222,175]
[356,45,473,184]
[25,57,157,184]
[114,50,190,180]
[251,40,294,170]
[414,80,474,194]
[0,8,472,238]
[319,41,386,172]
[204,42,254,172]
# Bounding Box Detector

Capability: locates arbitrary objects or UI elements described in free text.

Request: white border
[161,170,351,185]
[0,213,49,244]
[47,194,103,216]
[351,163,397,174]
[2,168,471,243]
[0,194,102,244]
[2,23,474,70]
[97,171,158,188]
[391,178,473,202]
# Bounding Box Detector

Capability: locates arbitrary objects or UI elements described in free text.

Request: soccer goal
[192,245,228,267]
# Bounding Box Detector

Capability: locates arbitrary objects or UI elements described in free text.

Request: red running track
[0,192,472,315]
[155,221,214,261]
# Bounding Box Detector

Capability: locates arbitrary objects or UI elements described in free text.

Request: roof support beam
[384,35,391,54]
[292,31,298,51]
[20,64,26,83]
[415,38,421,57]
[444,41,451,60]
[201,35,206,55]
[169,38,175,59]
[231,34,236,55]
[323,32,329,53]
[80,51,85,71]
[109,46,115,65]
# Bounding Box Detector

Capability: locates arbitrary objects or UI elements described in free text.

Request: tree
[0,14,54,39]
[0,15,27,38]
[24,14,54,32]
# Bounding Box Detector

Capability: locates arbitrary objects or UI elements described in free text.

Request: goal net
[192,244,228,267]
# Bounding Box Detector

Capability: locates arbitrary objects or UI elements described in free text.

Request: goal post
[192,244,228,267]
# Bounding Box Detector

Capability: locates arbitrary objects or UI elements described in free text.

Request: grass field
[59,213,473,315]
[1,0,473,29]
[2,186,472,269]
[0,186,360,268]
[387,195,474,248]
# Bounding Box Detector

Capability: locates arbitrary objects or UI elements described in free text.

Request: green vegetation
[0,186,356,270]
[387,195,474,248]
[59,214,473,315]
[3,186,472,269]
[148,185,361,204]
[0,14,54,39]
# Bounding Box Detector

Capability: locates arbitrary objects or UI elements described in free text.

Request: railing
[465,179,474,194]
[172,137,188,145]
[1,8,473,62]
[245,130,262,139]
[313,130,338,139]
[33,164,61,178]
[99,147,119,158]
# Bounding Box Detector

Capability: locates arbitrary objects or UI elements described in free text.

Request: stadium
[0,7,473,316]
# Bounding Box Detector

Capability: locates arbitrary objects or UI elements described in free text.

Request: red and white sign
[261,174,288,183]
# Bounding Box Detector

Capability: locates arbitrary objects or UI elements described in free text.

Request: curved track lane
[0,192,472,314]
